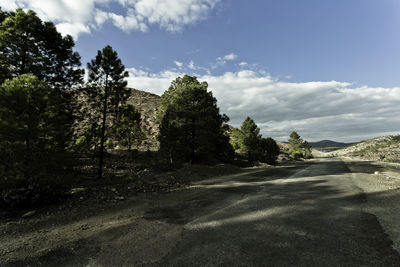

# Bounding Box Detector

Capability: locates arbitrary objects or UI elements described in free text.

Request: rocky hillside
[127,88,161,149]
[332,135,400,162]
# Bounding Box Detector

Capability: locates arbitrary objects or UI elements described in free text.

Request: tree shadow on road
[4,159,400,266]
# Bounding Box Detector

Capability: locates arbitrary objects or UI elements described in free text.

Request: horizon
[2,0,400,142]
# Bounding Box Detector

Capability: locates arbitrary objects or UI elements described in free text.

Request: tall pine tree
[86,45,129,179]
[0,8,84,151]
[0,8,83,87]
[0,74,75,202]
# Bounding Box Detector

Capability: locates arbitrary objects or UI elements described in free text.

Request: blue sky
[74,0,400,87]
[2,0,400,142]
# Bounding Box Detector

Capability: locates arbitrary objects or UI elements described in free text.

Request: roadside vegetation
[288,131,313,160]
[0,8,284,209]
[231,117,280,164]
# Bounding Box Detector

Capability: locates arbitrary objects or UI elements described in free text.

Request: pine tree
[0,8,84,152]
[86,45,129,179]
[232,117,280,164]
[0,8,8,23]
[289,131,303,159]
[115,104,143,151]
[0,74,74,202]
[231,117,262,161]
[0,8,83,87]
[159,75,233,165]
[260,137,280,164]
[303,140,313,159]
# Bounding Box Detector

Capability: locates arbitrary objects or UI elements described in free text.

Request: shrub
[291,151,303,160]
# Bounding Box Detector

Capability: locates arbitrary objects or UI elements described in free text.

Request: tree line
[0,8,306,206]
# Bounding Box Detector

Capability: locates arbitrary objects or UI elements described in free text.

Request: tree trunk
[191,117,196,163]
[98,75,108,179]
[24,92,31,179]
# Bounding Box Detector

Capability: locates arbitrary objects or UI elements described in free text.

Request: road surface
[2,158,400,266]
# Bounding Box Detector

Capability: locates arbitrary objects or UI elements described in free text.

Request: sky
[2,0,400,142]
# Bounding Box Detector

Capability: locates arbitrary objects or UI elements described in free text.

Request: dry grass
[331,135,400,162]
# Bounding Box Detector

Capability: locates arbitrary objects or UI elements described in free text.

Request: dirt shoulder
[343,158,400,253]
[0,163,243,265]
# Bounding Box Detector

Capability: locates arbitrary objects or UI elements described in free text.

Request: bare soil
[0,163,241,265]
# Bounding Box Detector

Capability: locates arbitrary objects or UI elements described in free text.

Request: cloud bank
[1,0,219,39]
[126,68,400,142]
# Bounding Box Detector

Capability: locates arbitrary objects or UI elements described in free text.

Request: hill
[126,88,161,149]
[310,140,354,149]
[332,135,400,162]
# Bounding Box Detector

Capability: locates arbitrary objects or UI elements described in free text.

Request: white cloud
[212,53,238,69]
[2,0,96,39]
[238,62,248,67]
[126,68,183,95]
[174,61,183,68]
[2,0,220,39]
[132,0,220,32]
[56,23,90,40]
[217,53,237,62]
[124,68,400,142]
[94,8,109,27]
[108,12,148,32]
[0,0,18,10]
[188,60,196,70]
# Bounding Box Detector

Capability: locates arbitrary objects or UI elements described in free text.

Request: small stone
[21,210,36,218]
[70,187,87,194]
[374,171,380,175]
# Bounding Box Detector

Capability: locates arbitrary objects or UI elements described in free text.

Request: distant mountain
[309,140,354,148]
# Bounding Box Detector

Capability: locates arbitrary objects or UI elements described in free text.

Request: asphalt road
[149,158,400,266]
[4,158,400,266]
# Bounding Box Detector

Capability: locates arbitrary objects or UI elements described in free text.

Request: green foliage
[231,117,261,161]
[0,7,83,157]
[0,8,83,206]
[0,8,8,23]
[230,128,242,150]
[289,131,302,151]
[0,8,83,87]
[232,117,280,164]
[303,140,313,159]
[241,117,261,149]
[105,140,114,149]
[158,75,233,165]
[75,136,86,146]
[291,151,303,160]
[260,137,281,164]
[85,45,129,178]
[115,104,144,150]
[288,131,303,159]
[0,75,76,206]
[288,131,314,159]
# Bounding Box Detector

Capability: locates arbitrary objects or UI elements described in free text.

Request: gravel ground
[344,158,400,253]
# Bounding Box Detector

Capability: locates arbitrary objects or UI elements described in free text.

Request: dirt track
[1,158,400,266]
